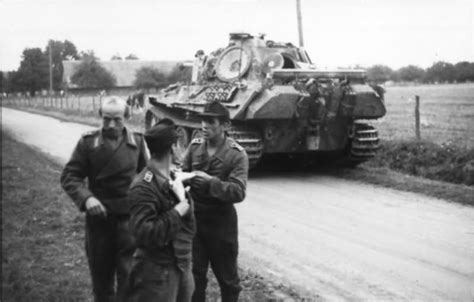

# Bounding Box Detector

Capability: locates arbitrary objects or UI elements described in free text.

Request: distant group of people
[61,96,248,302]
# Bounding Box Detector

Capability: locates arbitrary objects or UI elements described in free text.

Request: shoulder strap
[230,141,244,152]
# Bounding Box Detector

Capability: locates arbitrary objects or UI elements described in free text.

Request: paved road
[3,108,474,301]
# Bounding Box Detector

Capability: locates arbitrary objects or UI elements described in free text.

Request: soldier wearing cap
[127,118,196,302]
[61,96,149,302]
[182,101,249,302]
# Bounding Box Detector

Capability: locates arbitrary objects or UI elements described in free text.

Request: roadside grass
[367,139,474,186]
[2,132,90,301]
[1,133,300,302]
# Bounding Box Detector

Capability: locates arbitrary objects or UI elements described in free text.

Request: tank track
[227,126,264,168]
[344,123,380,166]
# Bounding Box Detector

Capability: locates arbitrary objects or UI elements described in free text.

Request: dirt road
[3,108,474,301]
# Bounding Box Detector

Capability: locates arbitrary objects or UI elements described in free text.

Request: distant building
[62,60,182,95]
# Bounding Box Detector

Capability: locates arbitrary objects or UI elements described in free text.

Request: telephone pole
[49,42,53,95]
[296,0,304,47]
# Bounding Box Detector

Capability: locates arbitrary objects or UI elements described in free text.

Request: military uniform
[182,136,248,302]
[127,165,196,302]
[61,127,149,302]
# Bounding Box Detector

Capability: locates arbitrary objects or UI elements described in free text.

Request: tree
[44,39,79,90]
[396,65,425,82]
[0,71,4,93]
[79,50,98,60]
[125,54,139,60]
[16,48,49,94]
[166,64,192,84]
[71,57,116,88]
[111,54,122,60]
[3,71,22,93]
[366,65,393,83]
[133,66,166,89]
[425,61,456,83]
[453,61,474,82]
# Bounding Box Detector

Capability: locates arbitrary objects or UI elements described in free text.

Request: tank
[145,33,386,168]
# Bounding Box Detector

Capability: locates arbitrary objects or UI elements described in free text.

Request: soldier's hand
[174,197,190,217]
[170,179,187,202]
[85,196,107,217]
[194,171,212,180]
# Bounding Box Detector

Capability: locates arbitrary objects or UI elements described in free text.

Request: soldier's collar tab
[125,127,137,147]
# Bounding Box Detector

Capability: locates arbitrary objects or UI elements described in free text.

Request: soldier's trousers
[86,214,135,302]
[192,207,241,302]
[127,256,194,302]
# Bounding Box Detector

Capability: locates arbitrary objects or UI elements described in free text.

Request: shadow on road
[249,153,356,180]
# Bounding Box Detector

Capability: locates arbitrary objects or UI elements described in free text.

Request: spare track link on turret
[346,123,380,166]
[227,126,263,168]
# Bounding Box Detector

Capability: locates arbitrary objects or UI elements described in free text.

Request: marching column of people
[62,98,248,302]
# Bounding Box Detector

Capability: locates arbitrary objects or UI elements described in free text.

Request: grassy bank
[1,132,300,301]
[368,139,474,186]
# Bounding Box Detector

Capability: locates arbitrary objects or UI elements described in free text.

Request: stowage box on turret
[145,33,386,168]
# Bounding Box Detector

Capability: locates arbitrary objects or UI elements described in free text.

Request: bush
[369,140,474,185]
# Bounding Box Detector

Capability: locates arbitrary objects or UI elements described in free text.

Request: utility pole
[296,0,304,47]
[49,42,53,95]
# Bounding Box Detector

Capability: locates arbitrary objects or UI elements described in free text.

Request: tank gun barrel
[272,69,366,80]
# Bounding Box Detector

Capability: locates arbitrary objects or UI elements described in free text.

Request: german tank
[145,32,386,168]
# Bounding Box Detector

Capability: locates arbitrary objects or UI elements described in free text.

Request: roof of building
[62,60,182,88]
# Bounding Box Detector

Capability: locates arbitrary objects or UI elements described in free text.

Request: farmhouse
[62,60,181,95]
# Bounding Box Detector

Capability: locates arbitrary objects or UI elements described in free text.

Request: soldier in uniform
[61,96,149,302]
[127,118,196,302]
[182,102,249,302]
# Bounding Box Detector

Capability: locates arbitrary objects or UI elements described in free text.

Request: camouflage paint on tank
[146,33,386,167]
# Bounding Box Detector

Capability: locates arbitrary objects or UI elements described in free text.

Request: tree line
[366,62,474,84]
[2,39,473,95]
[0,39,173,96]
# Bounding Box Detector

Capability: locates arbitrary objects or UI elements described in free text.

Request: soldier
[182,102,249,302]
[127,118,196,302]
[60,96,149,302]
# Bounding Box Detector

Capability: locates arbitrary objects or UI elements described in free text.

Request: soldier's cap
[144,118,178,154]
[198,101,230,120]
[100,96,127,115]
[195,49,205,58]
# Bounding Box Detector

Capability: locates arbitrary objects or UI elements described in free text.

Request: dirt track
[3,108,474,301]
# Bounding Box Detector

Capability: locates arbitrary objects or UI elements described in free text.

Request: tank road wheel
[175,126,191,162]
[145,111,159,130]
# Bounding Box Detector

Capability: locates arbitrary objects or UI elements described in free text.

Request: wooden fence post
[415,95,421,140]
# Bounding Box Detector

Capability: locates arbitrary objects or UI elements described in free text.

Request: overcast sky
[1,0,473,71]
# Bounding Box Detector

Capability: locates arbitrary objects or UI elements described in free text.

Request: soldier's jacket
[182,136,249,213]
[128,165,196,271]
[61,127,149,215]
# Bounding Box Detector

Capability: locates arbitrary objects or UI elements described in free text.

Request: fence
[2,95,103,113]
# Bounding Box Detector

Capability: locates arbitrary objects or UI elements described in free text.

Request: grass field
[1,133,300,302]
[374,83,474,147]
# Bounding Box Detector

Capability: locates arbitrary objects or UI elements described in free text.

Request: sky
[1,0,473,71]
